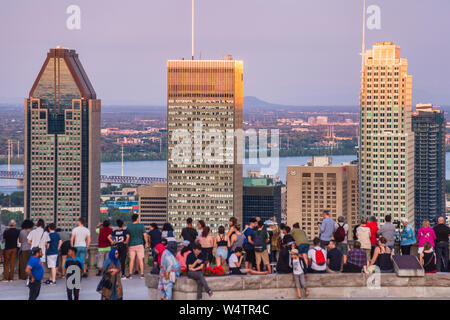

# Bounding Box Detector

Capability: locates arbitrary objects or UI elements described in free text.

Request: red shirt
[366,222,379,245]
[98,227,113,248]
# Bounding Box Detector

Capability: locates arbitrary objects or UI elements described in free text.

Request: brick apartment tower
[24,47,101,234]
[287,156,359,240]
[167,57,243,235]
[359,42,414,226]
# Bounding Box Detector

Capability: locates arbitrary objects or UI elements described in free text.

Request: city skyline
[1,1,450,106]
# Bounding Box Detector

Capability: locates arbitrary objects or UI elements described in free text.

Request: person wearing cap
[26,247,44,300]
[290,248,309,299]
[2,220,20,282]
[176,240,192,271]
[397,218,416,256]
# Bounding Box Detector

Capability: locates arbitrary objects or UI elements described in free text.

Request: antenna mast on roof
[361,0,366,71]
[192,0,195,60]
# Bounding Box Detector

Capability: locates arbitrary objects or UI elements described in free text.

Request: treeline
[0,191,24,207]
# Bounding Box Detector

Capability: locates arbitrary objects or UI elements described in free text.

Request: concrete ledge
[146,273,450,299]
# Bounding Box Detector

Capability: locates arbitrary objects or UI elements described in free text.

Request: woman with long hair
[18,219,34,280]
[199,226,214,267]
[214,226,228,267]
[161,223,177,255]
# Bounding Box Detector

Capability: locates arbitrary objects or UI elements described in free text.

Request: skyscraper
[24,47,101,233]
[137,183,167,230]
[359,42,414,226]
[412,104,446,230]
[167,56,243,235]
[287,156,358,239]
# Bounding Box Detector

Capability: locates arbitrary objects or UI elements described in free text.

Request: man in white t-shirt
[70,218,91,268]
[307,237,327,273]
[27,219,50,262]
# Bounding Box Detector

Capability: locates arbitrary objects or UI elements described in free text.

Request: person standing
[243,218,257,269]
[18,219,34,280]
[99,249,123,300]
[127,214,148,279]
[64,247,84,300]
[27,219,50,263]
[196,220,206,240]
[70,217,91,273]
[45,223,61,285]
[228,224,245,254]
[333,216,349,264]
[417,220,437,254]
[214,226,228,267]
[318,210,334,247]
[307,237,327,273]
[419,242,437,274]
[111,219,129,279]
[398,218,416,256]
[96,220,113,276]
[58,229,72,278]
[269,221,281,263]
[181,218,198,248]
[433,216,450,272]
[377,214,396,250]
[198,226,214,267]
[26,247,44,300]
[252,220,271,273]
[356,218,372,261]
[366,216,379,258]
[290,248,309,299]
[2,220,20,282]
[161,223,177,255]
[186,243,213,300]
[155,243,181,300]
[290,222,309,256]
[148,223,162,274]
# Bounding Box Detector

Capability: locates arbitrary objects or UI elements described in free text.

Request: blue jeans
[161,281,174,299]
[75,246,87,264]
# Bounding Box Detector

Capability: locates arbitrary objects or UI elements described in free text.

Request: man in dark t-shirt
[148,223,162,274]
[2,220,20,281]
[111,219,130,278]
[181,218,198,248]
[433,217,450,272]
[326,240,343,272]
[64,247,84,300]
[186,243,212,300]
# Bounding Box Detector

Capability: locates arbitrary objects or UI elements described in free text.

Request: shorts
[255,250,270,266]
[129,244,145,261]
[47,254,58,268]
[60,241,71,256]
[215,247,228,260]
[336,242,348,255]
[230,267,246,275]
[293,273,306,289]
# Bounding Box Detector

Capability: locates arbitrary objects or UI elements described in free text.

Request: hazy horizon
[1,0,450,106]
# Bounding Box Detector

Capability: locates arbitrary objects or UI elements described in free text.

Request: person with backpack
[243,218,257,270]
[290,248,309,299]
[252,220,271,273]
[307,237,327,273]
[334,216,349,264]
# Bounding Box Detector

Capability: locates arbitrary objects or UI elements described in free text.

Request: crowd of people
[0,211,449,300]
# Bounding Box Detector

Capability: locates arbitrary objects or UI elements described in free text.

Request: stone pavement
[0,275,148,300]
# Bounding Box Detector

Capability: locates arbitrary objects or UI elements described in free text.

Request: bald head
[438,217,445,224]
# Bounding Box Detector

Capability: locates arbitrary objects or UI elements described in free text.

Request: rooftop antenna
[192,0,195,60]
[361,0,366,71]
[121,144,124,177]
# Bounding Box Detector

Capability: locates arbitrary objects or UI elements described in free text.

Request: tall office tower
[167,56,243,235]
[359,42,414,227]
[137,183,168,230]
[412,104,446,231]
[287,157,358,239]
[24,47,101,233]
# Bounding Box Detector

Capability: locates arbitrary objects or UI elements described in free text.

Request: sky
[1,0,449,107]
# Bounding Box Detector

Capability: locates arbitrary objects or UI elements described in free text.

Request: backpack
[334,223,346,243]
[253,230,266,252]
[314,248,326,266]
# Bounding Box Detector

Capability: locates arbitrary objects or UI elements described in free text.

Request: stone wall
[145,273,450,299]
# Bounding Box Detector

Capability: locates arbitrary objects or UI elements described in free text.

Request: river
[1,153,449,193]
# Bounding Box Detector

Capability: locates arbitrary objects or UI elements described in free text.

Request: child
[290,248,309,299]
[64,247,85,300]
[420,241,437,274]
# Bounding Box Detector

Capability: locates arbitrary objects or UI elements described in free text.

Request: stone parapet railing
[145,273,450,299]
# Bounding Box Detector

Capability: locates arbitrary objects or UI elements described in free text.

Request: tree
[1,210,24,226]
